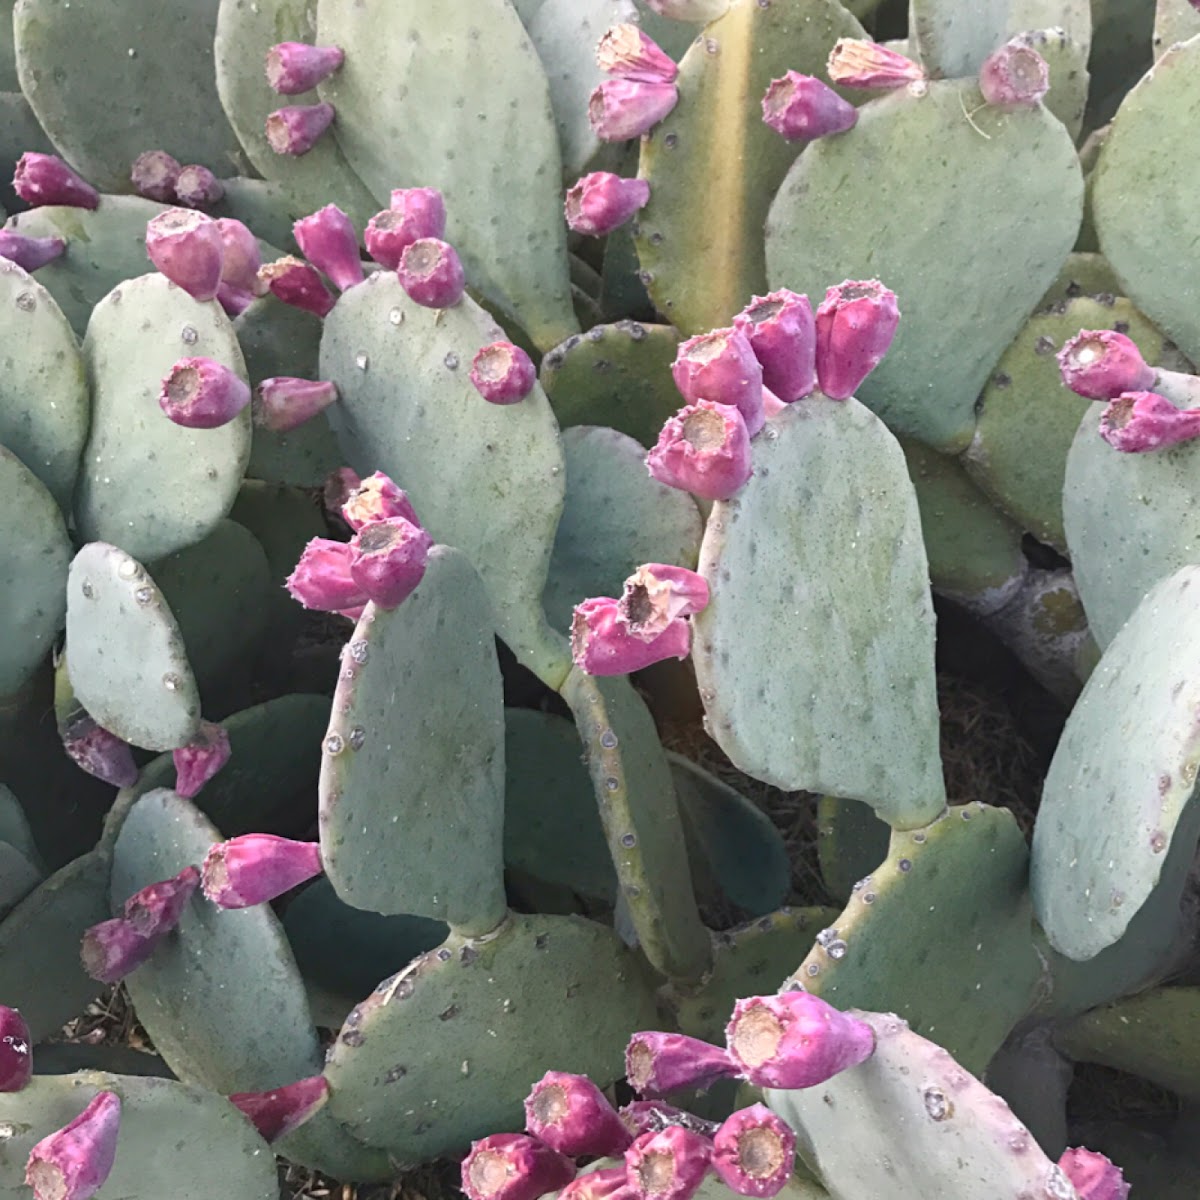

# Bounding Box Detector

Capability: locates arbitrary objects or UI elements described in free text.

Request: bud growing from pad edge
[470,341,537,404]
[13,153,99,210]
[589,79,679,141]
[294,204,364,292]
[571,597,691,677]
[711,1105,796,1198]
[122,865,201,939]
[266,102,335,155]
[174,164,224,209]
[565,172,650,237]
[230,1076,330,1143]
[24,1091,121,1200]
[61,716,139,788]
[814,279,899,400]
[1097,391,1200,453]
[461,1133,577,1200]
[760,73,857,143]
[672,328,765,436]
[735,290,817,403]
[1057,1148,1130,1200]
[80,918,158,983]
[397,237,466,308]
[826,39,926,89]
[624,1127,712,1200]
[596,25,678,84]
[366,189,448,268]
[201,834,323,908]
[158,357,252,429]
[646,401,752,501]
[0,231,65,272]
[524,1071,633,1158]
[145,208,224,301]
[341,471,421,532]
[348,517,433,609]
[258,256,336,317]
[254,377,339,432]
[172,721,231,798]
[618,566,709,640]
[131,150,181,202]
[626,1032,738,1097]
[1056,329,1155,400]
[978,38,1050,109]
[286,537,369,615]
[265,42,345,94]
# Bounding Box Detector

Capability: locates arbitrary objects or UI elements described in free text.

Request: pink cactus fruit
[710,1105,796,1198]
[1057,1147,1130,1200]
[172,721,232,799]
[979,38,1050,109]
[265,42,345,94]
[470,341,537,405]
[624,1127,713,1200]
[258,256,337,317]
[254,377,339,433]
[122,865,201,939]
[0,231,65,272]
[173,164,224,209]
[293,204,364,292]
[460,1133,577,1200]
[286,537,369,614]
[672,328,765,436]
[734,290,817,403]
[559,1167,635,1200]
[596,25,678,84]
[524,1071,633,1158]
[826,39,926,89]
[341,471,422,532]
[646,400,753,501]
[397,237,466,308]
[565,173,650,237]
[229,1075,330,1143]
[626,1031,739,1096]
[80,917,159,984]
[571,596,691,676]
[216,218,265,298]
[1098,391,1200,453]
[13,153,99,210]
[24,1091,121,1200]
[158,357,252,429]
[145,208,224,302]
[265,102,335,155]
[201,834,323,909]
[61,716,139,788]
[589,79,679,141]
[619,1100,695,1140]
[364,188,447,269]
[0,1006,32,1092]
[760,73,858,142]
[814,279,900,400]
[347,517,433,609]
[130,150,181,202]
[617,565,710,641]
[1056,329,1156,400]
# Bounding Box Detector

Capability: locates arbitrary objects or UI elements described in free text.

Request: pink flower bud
[571,597,691,676]
[711,1105,795,1198]
[1057,1148,1130,1200]
[229,1075,329,1143]
[158,357,251,429]
[524,1071,633,1158]
[626,1032,738,1096]
[174,164,224,209]
[80,917,158,983]
[596,25,678,84]
[646,401,752,501]
[130,150,181,202]
[13,153,99,210]
[618,565,709,640]
[565,172,650,237]
[397,237,466,308]
[258,256,336,317]
[172,721,231,798]
[25,1091,121,1200]
[122,865,200,939]
[201,833,323,908]
[365,192,448,268]
[216,283,255,318]
[286,537,369,614]
[814,279,900,400]
[461,1133,577,1200]
[0,230,66,272]
[254,377,339,432]
[826,39,925,89]
[216,218,265,295]
[625,1127,712,1200]
[560,1167,635,1200]
[470,341,537,405]
[293,204,363,292]
[619,1101,696,1140]
[265,42,345,94]
[672,328,765,436]
[734,290,816,403]
[61,716,139,787]
[761,73,857,142]
[266,102,335,155]
[145,208,224,301]
[979,38,1050,109]
[0,1007,31,1092]
[342,471,421,532]
[1098,391,1200,453]
[589,79,679,141]
[1056,329,1155,400]
[348,517,433,609]
[725,992,875,1089]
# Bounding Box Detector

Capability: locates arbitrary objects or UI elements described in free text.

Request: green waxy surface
[1154,0,1200,52]
[0,259,87,509]
[0,1072,277,1200]
[324,913,659,1159]
[1036,251,1123,309]
[0,443,70,696]
[635,0,865,334]
[319,547,507,934]
[0,782,40,868]
[0,841,42,919]
[1031,566,1200,960]
[817,795,891,905]
[692,400,945,828]
[66,542,200,751]
[0,89,53,210]
[766,79,1083,451]
[75,273,251,563]
[543,425,702,632]
[321,272,570,687]
[316,0,577,349]
[910,0,1010,77]
[1017,28,1089,142]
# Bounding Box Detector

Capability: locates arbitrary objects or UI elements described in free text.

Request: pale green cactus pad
[1018,28,1090,141]
[0,782,40,868]
[1154,0,1200,51]
[0,841,41,918]
[816,795,890,905]
[909,0,1010,77]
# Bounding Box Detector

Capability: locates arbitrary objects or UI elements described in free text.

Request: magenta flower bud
[258,256,336,317]
[342,471,421,532]
[216,218,265,295]
[725,992,875,1089]
[0,1007,32,1092]
[565,172,650,237]
[201,833,323,908]
[626,1032,738,1097]
[348,517,433,609]
[265,42,345,94]
[25,1091,121,1200]
[979,38,1050,109]
[216,283,255,318]
[173,164,224,209]
[461,1133,577,1200]
[672,328,765,436]
[294,204,363,292]
[524,1071,633,1158]
[130,150,181,202]
[1057,1148,1130,1200]
[761,73,857,143]
[229,1075,329,1143]
[596,25,678,84]
[618,565,709,641]
[589,79,679,142]
[625,1127,712,1200]
[266,102,335,155]
[1097,391,1200,453]
[80,917,158,983]
[814,279,900,400]
[360,188,448,270]
[145,208,224,301]
[826,39,926,89]
[711,1105,795,1199]
[1056,329,1156,400]
[172,721,231,799]
[470,341,537,404]
[397,237,466,308]
[734,290,816,403]
[646,401,752,501]
[61,716,139,788]
[122,865,200,939]
[286,537,369,614]
[158,357,251,429]
[560,1167,634,1200]
[572,597,691,676]
[619,1101,694,1140]
[13,153,99,210]
[254,377,339,432]
[0,230,66,272]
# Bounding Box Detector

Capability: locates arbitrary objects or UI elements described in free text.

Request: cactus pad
[816,796,890,905]
[909,0,1010,77]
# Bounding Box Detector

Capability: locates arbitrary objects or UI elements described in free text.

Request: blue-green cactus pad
[910,0,1010,77]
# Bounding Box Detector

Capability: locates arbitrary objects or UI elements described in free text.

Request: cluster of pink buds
[362,187,467,309]
[590,23,679,142]
[13,152,99,210]
[571,563,709,677]
[25,1091,121,1200]
[129,151,222,208]
[264,41,344,155]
